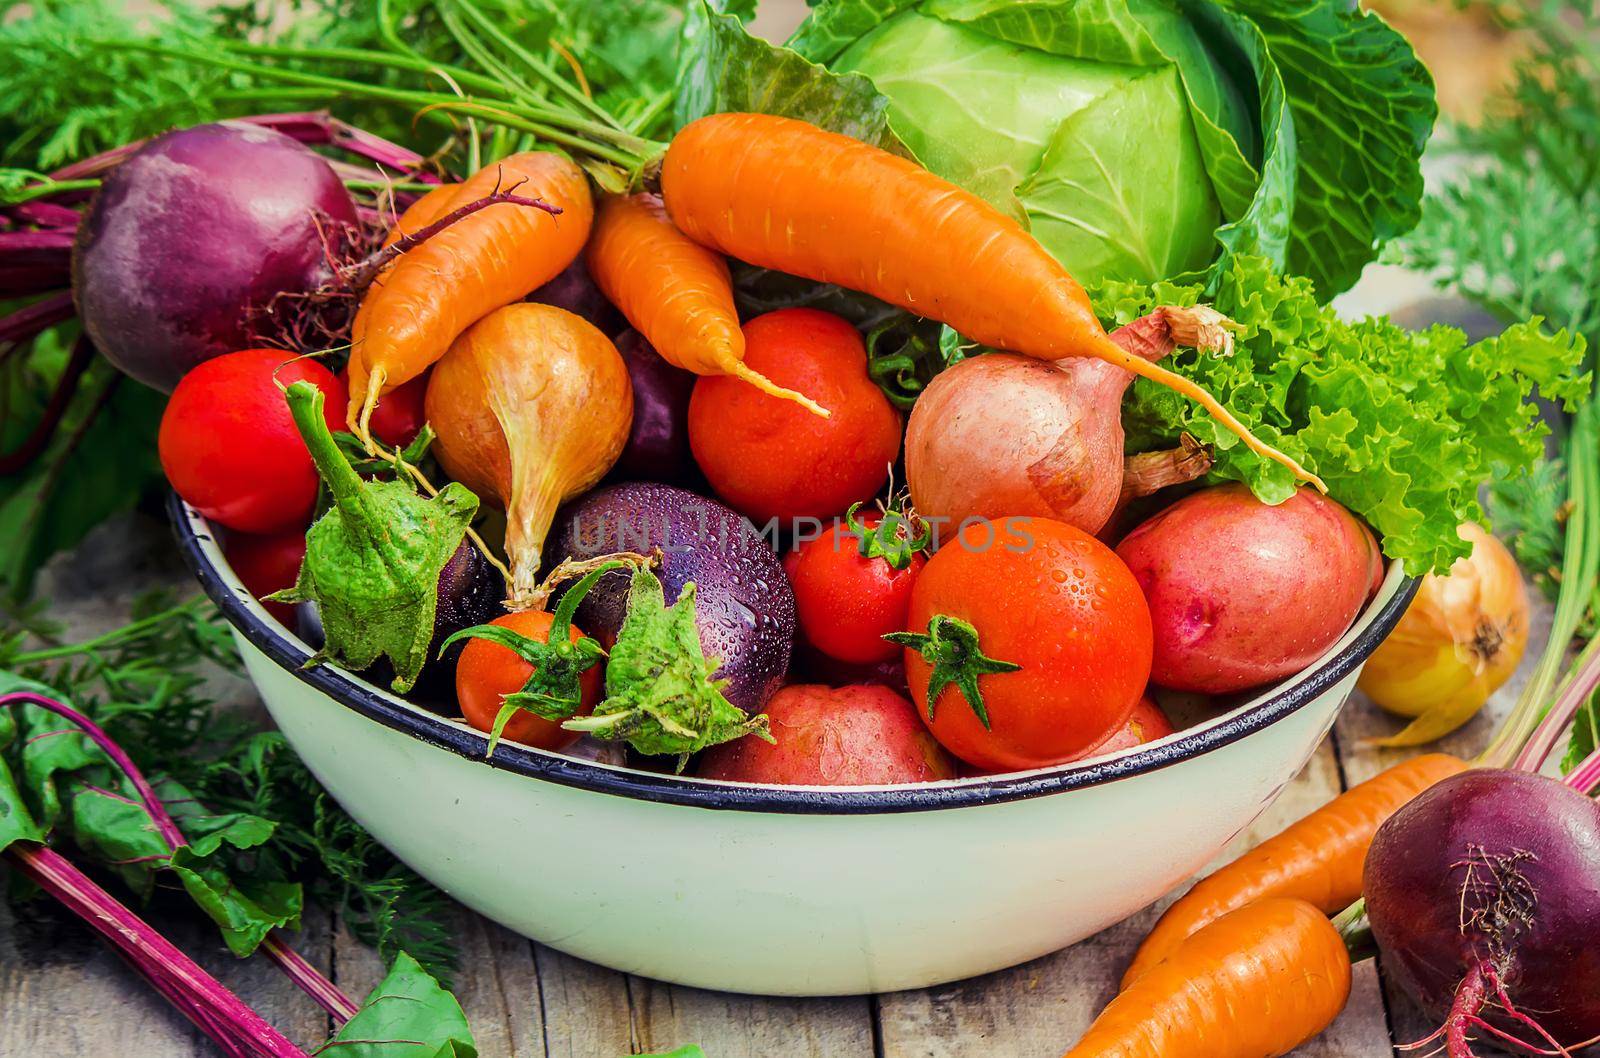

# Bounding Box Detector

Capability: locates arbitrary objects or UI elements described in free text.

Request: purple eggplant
[526,256,622,335]
[612,330,696,483]
[296,541,502,705]
[549,483,794,712]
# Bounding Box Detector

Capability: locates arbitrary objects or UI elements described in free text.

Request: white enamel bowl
[172,496,1416,997]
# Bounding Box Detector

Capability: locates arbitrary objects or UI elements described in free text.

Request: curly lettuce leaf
[1095,256,1589,573]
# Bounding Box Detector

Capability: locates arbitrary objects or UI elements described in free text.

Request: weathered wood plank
[533,943,637,1058]
[0,894,208,1057]
[333,909,548,1057]
[876,739,1393,1058]
[628,978,876,1058]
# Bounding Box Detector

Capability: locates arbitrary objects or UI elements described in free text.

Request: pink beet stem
[0,229,75,255]
[8,844,311,1058]
[0,291,74,345]
[262,934,360,1022]
[1514,636,1600,772]
[1566,745,1600,795]
[47,112,439,186]
[0,690,359,1022]
[4,200,82,227]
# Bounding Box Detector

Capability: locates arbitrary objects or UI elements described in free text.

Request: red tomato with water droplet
[785,515,923,665]
[159,349,345,533]
[899,518,1151,772]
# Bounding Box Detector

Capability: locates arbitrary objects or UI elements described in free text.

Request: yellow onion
[426,303,632,611]
[1358,523,1529,745]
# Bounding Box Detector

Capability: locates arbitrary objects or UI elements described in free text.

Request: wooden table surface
[0,514,1545,1058]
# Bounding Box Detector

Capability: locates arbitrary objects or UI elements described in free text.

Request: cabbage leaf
[1094,256,1590,574]
[675,0,905,151]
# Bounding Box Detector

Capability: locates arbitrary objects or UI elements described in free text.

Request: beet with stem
[1364,768,1600,1056]
[72,121,359,391]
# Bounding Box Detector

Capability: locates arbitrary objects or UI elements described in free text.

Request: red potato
[1088,696,1175,755]
[697,684,956,785]
[1116,484,1383,694]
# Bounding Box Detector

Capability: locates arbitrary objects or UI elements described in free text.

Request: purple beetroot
[527,256,622,335]
[1364,768,1600,1054]
[73,121,359,391]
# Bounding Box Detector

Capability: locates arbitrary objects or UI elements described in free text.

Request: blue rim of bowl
[169,493,1419,815]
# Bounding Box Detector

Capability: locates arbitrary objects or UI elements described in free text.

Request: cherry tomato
[785,509,925,664]
[454,610,599,751]
[895,518,1152,772]
[340,367,428,450]
[159,349,345,533]
[688,309,901,522]
[223,529,306,626]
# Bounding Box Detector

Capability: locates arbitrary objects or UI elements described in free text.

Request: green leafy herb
[1396,0,1600,769]
[1,593,459,979]
[1488,457,1569,599]
[329,951,477,1058]
[564,567,769,768]
[273,381,479,693]
[1093,254,1589,574]
[0,330,166,603]
[0,669,302,956]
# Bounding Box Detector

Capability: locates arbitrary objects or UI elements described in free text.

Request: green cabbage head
[789,0,1437,296]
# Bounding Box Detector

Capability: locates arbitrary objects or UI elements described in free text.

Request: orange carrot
[659,112,1322,489]
[1066,899,1351,1058]
[1122,752,1467,988]
[587,192,827,416]
[346,153,593,438]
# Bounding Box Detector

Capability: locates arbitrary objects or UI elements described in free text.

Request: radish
[1115,483,1383,693]
[904,307,1228,535]
[73,121,359,391]
[1364,769,1600,1055]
